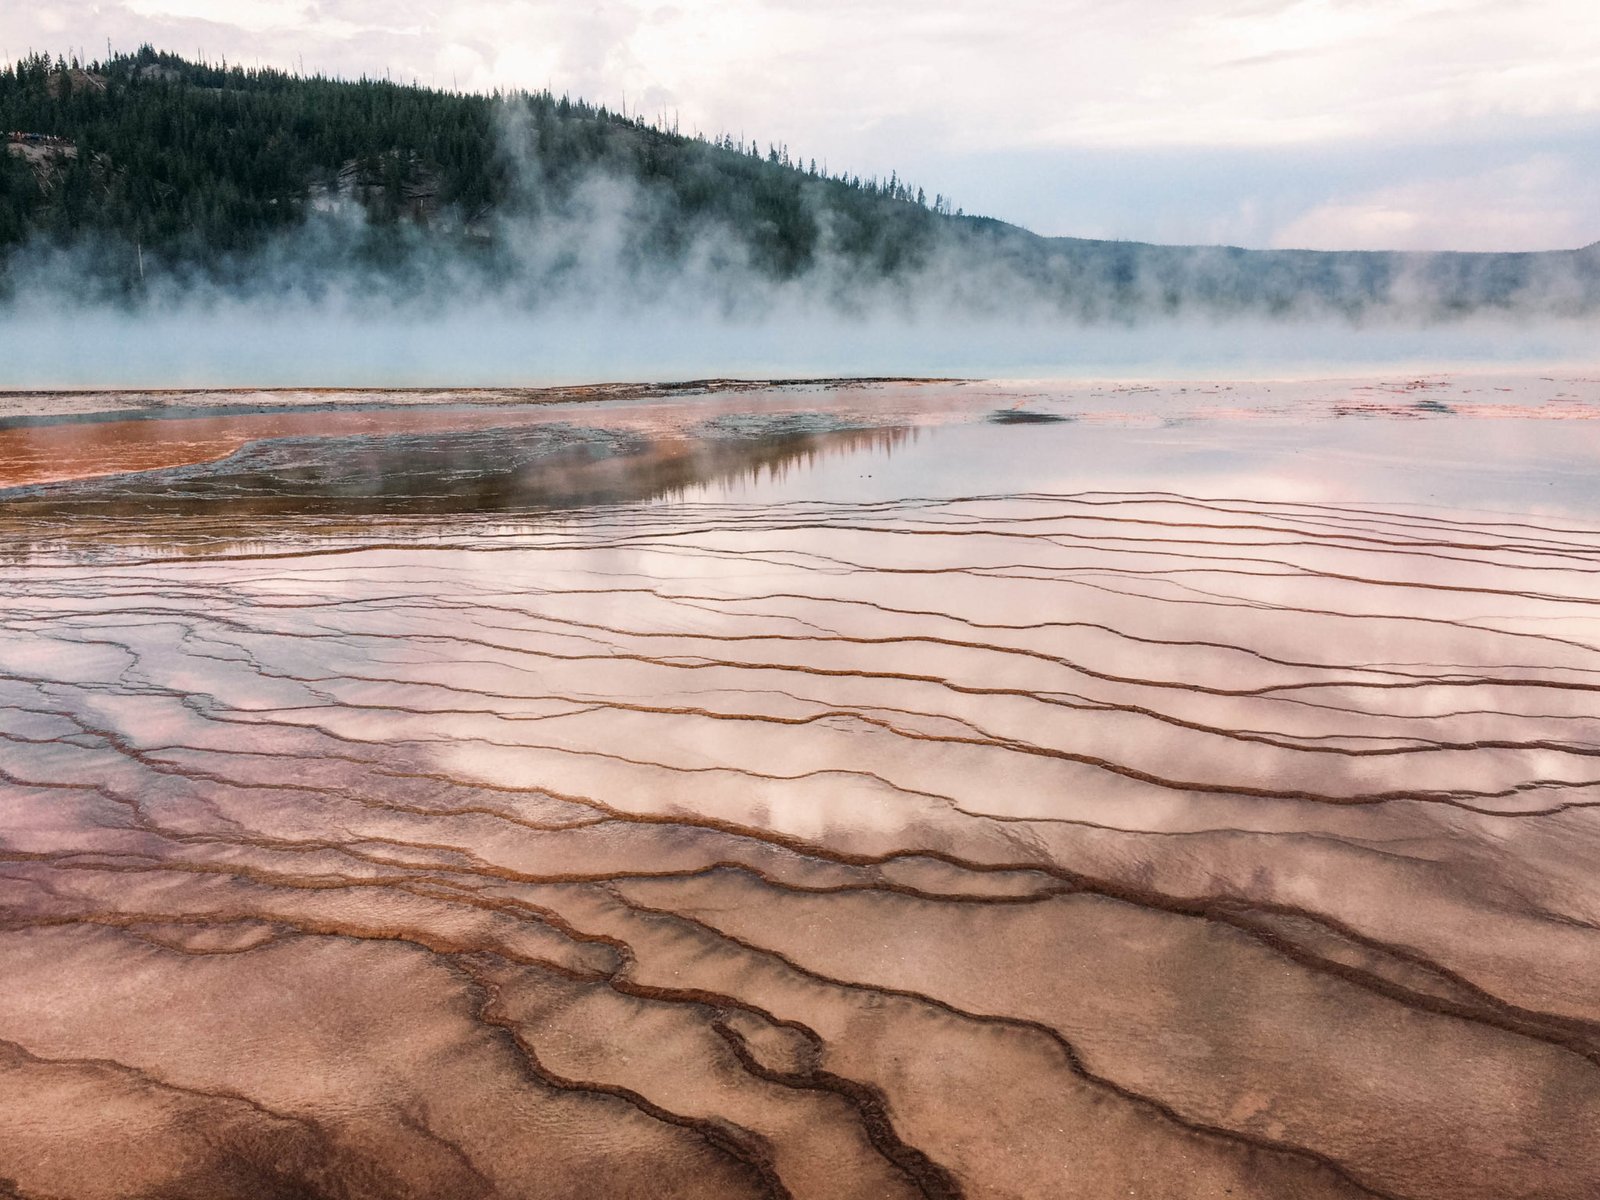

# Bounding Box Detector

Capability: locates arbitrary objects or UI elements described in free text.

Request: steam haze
[2,7,1598,385]
[2,112,1596,387]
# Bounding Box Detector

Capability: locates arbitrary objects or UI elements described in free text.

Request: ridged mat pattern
[2,487,1599,1198]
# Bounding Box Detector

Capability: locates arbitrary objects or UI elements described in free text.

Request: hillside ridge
[2,47,1596,318]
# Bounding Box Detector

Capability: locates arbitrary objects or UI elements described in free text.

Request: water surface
[2,375,1598,1199]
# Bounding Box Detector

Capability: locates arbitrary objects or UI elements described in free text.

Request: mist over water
[5,99,1597,388]
[6,300,1598,389]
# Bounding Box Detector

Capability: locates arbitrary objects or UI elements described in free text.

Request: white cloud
[8,0,1596,149]
[123,0,313,35]
[1271,155,1600,251]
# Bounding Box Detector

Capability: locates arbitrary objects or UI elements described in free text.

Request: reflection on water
[13,422,914,515]
[1,377,1599,1199]
[0,420,917,559]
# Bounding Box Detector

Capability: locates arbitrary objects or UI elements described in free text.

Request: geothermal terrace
[0,374,1598,1199]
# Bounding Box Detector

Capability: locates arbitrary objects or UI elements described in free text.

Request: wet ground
[2,374,1599,1199]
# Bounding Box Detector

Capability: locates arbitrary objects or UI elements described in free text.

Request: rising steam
[3,93,1598,387]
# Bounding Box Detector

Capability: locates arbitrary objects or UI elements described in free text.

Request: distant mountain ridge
[3,46,1596,318]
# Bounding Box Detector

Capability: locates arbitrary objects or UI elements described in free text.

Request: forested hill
[0,47,959,280]
[3,46,1597,317]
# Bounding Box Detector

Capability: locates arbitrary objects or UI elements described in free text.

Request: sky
[5,0,1598,252]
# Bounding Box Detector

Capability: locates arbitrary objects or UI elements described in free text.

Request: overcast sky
[6,0,1598,251]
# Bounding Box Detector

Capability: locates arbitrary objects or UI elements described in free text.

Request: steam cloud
[3,100,1598,387]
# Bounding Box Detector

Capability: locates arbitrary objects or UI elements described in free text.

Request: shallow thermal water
[2,376,1600,1199]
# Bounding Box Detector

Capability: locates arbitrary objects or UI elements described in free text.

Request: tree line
[0,46,964,289]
